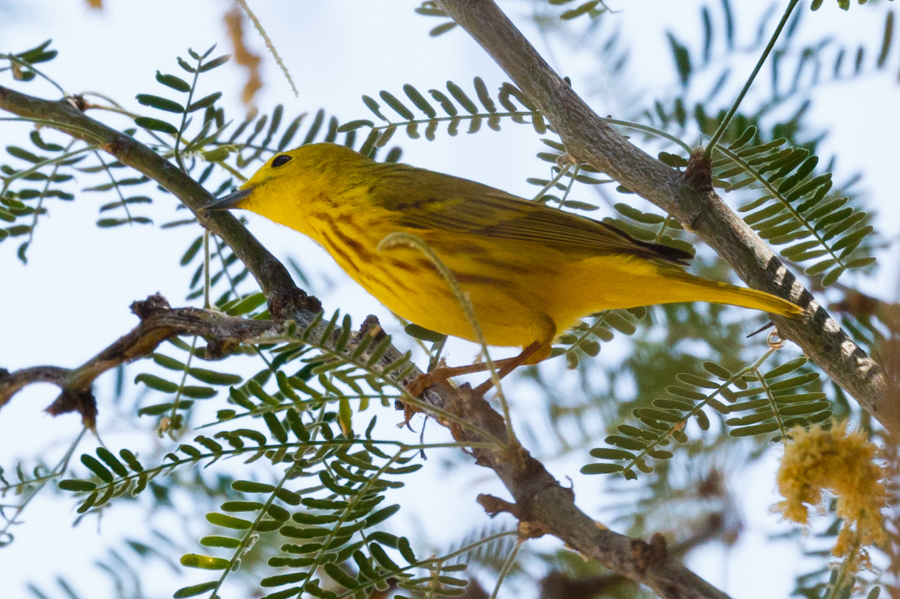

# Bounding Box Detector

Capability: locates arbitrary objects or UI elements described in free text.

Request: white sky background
[1,1,898,598]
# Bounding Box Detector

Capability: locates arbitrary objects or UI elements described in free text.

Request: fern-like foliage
[337,77,548,151]
[638,1,893,288]
[657,2,897,106]
[584,353,830,479]
[713,126,875,286]
[54,298,496,596]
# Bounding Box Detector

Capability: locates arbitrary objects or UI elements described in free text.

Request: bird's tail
[663,269,802,317]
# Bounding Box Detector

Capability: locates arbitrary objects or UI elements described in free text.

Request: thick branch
[412,382,731,599]
[435,0,895,432]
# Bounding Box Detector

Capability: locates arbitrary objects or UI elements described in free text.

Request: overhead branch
[0,85,316,317]
[434,0,896,432]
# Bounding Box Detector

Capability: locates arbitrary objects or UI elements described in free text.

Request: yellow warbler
[206,143,800,368]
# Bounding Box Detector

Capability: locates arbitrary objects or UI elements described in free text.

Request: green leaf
[667,32,692,86]
[403,83,436,118]
[767,372,819,391]
[323,563,359,589]
[181,385,216,399]
[173,581,219,598]
[604,435,647,450]
[225,292,267,316]
[155,71,191,92]
[424,19,456,36]
[336,119,374,133]
[58,479,97,492]
[96,446,128,476]
[832,225,872,253]
[17,40,57,64]
[6,146,42,162]
[604,312,636,335]
[152,354,186,371]
[198,54,231,72]
[581,463,625,474]
[137,402,174,416]
[221,501,265,512]
[779,401,831,416]
[180,236,203,266]
[702,361,732,380]
[206,512,252,529]
[119,449,144,472]
[666,386,706,400]
[805,258,836,276]
[446,80,478,114]
[188,92,222,113]
[81,454,113,483]
[369,543,401,570]
[404,323,446,342]
[614,203,665,224]
[821,266,845,288]
[232,480,275,493]
[188,367,242,386]
[275,488,302,506]
[561,0,600,20]
[379,91,415,120]
[846,256,876,269]
[361,95,386,122]
[180,554,231,570]
[263,412,288,443]
[588,447,635,460]
[764,358,808,379]
[136,94,184,113]
[878,12,894,68]
[134,116,178,135]
[675,373,719,389]
[76,490,99,513]
[365,504,400,527]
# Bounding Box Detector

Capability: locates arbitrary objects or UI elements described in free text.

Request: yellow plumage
[208,143,801,360]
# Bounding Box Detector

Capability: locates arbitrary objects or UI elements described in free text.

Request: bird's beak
[203,185,256,211]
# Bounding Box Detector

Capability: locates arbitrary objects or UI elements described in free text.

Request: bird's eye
[272,154,292,168]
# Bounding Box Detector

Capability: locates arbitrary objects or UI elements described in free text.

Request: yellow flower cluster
[774,422,887,568]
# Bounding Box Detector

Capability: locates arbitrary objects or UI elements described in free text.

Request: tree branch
[413,378,732,599]
[0,85,318,318]
[0,84,734,598]
[0,294,282,427]
[434,0,896,432]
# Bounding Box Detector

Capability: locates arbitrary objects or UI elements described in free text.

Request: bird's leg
[406,341,544,397]
[473,341,543,395]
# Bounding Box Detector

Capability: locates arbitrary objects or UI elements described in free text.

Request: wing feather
[371,163,691,265]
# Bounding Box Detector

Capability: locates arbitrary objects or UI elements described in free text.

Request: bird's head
[203,143,372,221]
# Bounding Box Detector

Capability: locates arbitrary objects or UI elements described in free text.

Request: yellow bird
[206,143,800,385]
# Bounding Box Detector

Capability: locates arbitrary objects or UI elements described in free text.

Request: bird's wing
[372,164,692,265]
